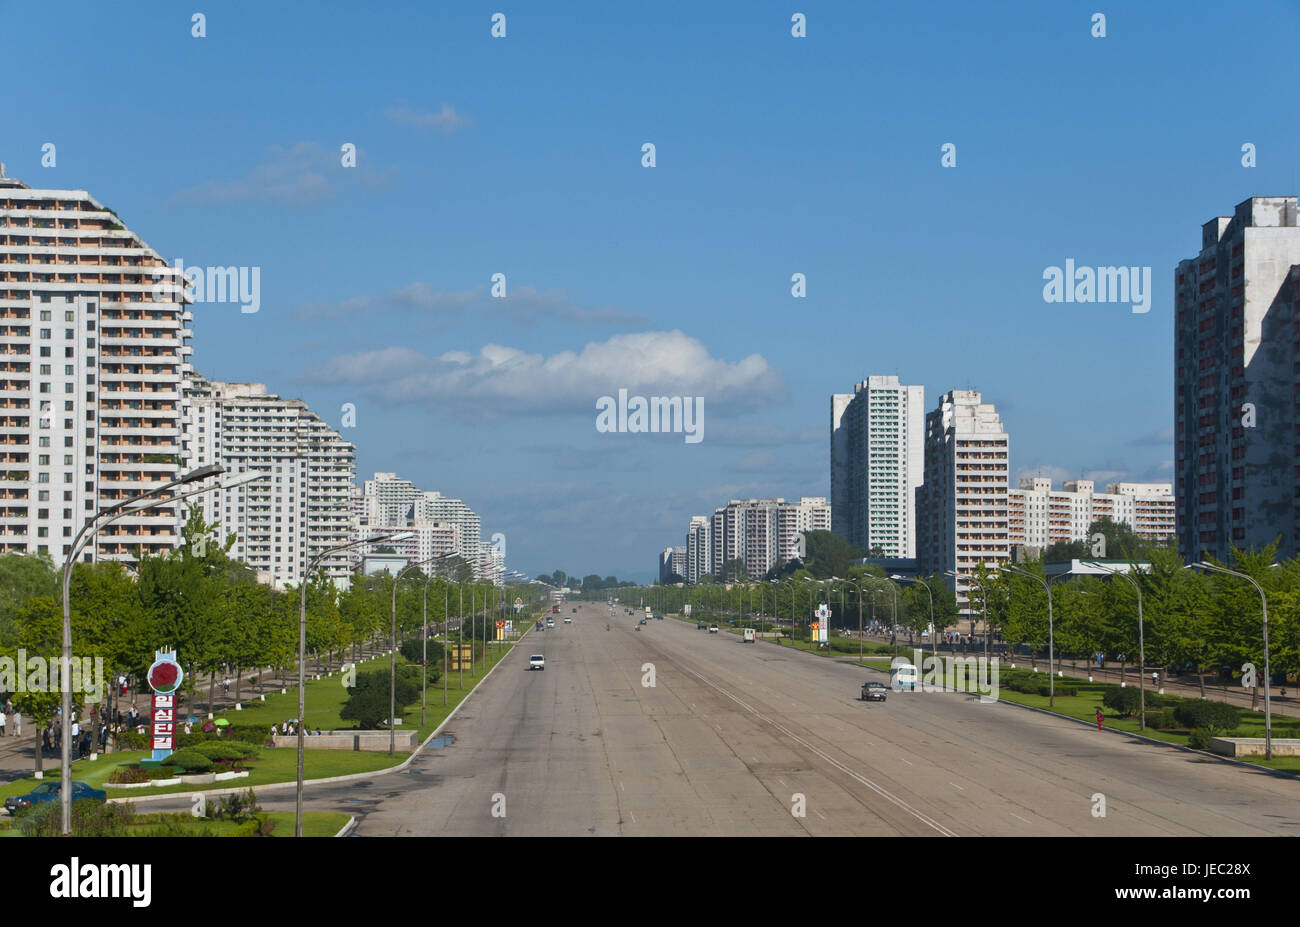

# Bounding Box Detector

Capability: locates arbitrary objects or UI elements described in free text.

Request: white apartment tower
[916,390,1009,616]
[685,515,711,583]
[0,167,192,562]
[181,373,356,588]
[831,376,924,557]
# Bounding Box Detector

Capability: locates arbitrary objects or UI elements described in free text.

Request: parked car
[697,621,708,630]
[708,625,719,634]
[860,680,888,702]
[528,654,546,671]
[5,781,106,815]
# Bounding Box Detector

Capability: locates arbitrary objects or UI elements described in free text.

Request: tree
[718,559,747,583]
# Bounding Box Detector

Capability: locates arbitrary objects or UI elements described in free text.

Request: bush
[191,741,260,765]
[18,799,134,837]
[1102,686,1155,717]
[399,638,445,665]
[1145,709,1179,730]
[1174,700,1240,730]
[208,787,261,823]
[107,765,150,784]
[339,667,419,729]
[1187,726,1231,750]
[162,747,213,774]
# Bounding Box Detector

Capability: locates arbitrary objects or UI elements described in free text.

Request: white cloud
[303,330,785,415]
[384,102,467,133]
[171,142,391,207]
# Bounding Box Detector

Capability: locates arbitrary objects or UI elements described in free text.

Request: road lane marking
[899,758,913,766]
[950,782,964,790]
[1010,812,1031,824]
[678,664,958,837]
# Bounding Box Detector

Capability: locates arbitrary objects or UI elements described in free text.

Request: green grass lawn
[0,809,350,837]
[984,670,1300,775]
[0,638,525,799]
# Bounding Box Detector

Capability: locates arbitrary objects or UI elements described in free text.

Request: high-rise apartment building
[709,497,832,579]
[916,390,1009,616]
[0,166,192,562]
[1175,196,1300,561]
[831,376,924,558]
[353,472,492,579]
[181,373,356,588]
[1008,478,1175,552]
[669,545,687,580]
[685,515,711,583]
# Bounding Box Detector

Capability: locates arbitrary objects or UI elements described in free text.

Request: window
[40,329,50,339]
[64,311,74,322]
[64,365,73,375]
[39,365,50,375]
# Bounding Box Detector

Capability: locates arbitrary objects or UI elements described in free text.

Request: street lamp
[1002,564,1055,707]
[891,575,935,659]
[389,545,441,758]
[1084,561,1146,731]
[1186,561,1272,760]
[945,569,992,662]
[422,553,458,726]
[60,463,254,836]
[833,577,864,662]
[298,529,410,837]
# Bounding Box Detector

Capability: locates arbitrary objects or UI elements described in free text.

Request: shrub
[18,799,134,837]
[161,747,213,774]
[192,741,260,765]
[107,765,150,784]
[1145,709,1179,730]
[209,787,261,823]
[399,638,445,665]
[1188,726,1230,750]
[1174,700,1240,730]
[1101,686,1155,717]
[339,668,419,729]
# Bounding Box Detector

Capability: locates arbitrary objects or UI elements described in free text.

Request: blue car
[4,780,107,815]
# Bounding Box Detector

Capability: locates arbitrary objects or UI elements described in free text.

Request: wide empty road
[284,602,1297,836]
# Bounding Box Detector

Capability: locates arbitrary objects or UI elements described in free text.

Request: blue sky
[4,0,1298,582]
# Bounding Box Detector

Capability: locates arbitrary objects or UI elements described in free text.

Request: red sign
[151,694,175,752]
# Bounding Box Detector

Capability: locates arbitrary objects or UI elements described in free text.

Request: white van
[890,660,917,691]
[529,654,546,671]
[742,628,756,643]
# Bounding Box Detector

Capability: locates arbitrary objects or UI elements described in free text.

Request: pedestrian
[12,710,19,737]
[70,718,80,742]
[1096,708,1104,731]
[222,677,230,696]
[0,709,7,738]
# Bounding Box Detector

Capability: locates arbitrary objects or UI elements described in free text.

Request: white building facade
[831,376,924,558]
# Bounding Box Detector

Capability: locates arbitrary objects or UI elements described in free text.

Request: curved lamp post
[298,529,411,836]
[60,463,259,836]
[1084,561,1145,731]
[1186,561,1272,759]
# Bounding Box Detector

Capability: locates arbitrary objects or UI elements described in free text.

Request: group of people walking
[0,700,20,738]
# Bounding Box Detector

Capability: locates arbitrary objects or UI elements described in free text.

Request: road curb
[112,632,529,806]
[334,815,356,837]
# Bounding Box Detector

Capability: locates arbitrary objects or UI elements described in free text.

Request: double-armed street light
[1083,561,1146,731]
[1186,561,1273,760]
[890,574,935,659]
[297,529,412,837]
[61,463,269,836]
[1001,564,1056,707]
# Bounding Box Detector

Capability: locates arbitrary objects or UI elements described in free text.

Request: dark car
[697,621,708,630]
[860,681,888,702]
[638,618,648,625]
[5,780,107,815]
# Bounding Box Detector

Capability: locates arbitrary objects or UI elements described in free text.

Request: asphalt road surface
[145,602,1300,836]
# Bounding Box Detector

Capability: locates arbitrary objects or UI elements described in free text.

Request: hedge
[1174,699,1241,730]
